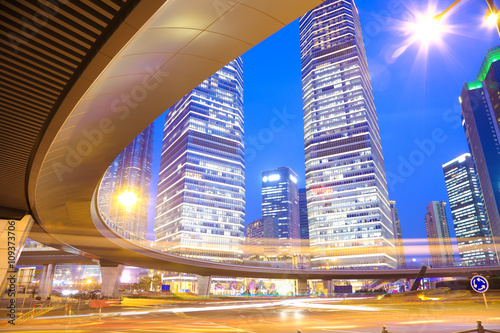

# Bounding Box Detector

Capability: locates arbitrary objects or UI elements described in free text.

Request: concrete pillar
[297,278,308,296]
[39,264,55,298]
[196,275,212,296]
[0,215,34,296]
[99,261,124,298]
[322,279,333,297]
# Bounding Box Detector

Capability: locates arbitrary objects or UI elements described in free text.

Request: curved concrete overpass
[4,0,500,282]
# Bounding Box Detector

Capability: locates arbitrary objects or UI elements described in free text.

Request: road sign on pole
[470,275,489,308]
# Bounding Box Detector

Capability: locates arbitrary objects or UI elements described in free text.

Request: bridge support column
[297,278,308,296]
[39,264,55,298]
[0,215,34,296]
[196,275,212,296]
[99,261,124,298]
[322,279,333,297]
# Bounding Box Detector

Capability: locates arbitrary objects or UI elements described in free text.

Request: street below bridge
[2,294,500,333]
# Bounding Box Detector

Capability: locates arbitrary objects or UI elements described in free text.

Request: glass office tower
[299,188,310,242]
[389,200,405,268]
[244,218,265,260]
[443,154,498,266]
[425,201,454,267]
[460,46,500,259]
[300,0,396,269]
[154,58,245,264]
[261,167,300,254]
[98,124,154,239]
[244,217,278,263]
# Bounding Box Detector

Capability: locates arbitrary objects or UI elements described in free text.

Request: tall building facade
[300,0,396,269]
[244,218,265,260]
[154,58,245,263]
[443,154,498,266]
[424,201,454,267]
[244,217,278,261]
[261,167,300,254]
[460,46,500,258]
[389,201,405,268]
[98,124,154,239]
[299,188,310,242]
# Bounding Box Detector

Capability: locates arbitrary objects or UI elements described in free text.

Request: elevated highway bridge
[1,0,499,298]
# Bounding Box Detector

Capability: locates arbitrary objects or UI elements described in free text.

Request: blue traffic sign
[470,275,489,293]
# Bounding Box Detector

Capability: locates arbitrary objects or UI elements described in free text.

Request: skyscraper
[261,167,300,254]
[300,0,396,269]
[299,188,310,242]
[244,218,265,260]
[424,201,454,267]
[460,46,500,258]
[443,154,498,266]
[389,201,405,268]
[98,124,154,239]
[154,58,245,263]
[244,217,278,263]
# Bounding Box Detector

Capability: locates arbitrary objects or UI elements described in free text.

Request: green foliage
[138,275,162,291]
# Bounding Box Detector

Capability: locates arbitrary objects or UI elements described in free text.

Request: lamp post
[429,0,499,37]
[118,190,138,238]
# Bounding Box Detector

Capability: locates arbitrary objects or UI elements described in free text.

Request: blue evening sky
[147,1,499,259]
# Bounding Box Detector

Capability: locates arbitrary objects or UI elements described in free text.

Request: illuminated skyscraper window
[425,201,454,267]
[300,0,396,269]
[299,188,309,242]
[443,154,498,266]
[460,46,500,259]
[261,167,300,254]
[98,124,154,239]
[389,200,405,268]
[154,58,245,263]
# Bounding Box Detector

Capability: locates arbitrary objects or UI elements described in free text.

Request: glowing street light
[409,14,444,44]
[486,7,499,26]
[421,0,500,38]
[118,190,138,212]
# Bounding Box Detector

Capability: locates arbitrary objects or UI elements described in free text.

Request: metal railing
[11,303,66,326]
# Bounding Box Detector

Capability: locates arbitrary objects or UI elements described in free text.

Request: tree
[137,275,162,291]
[151,275,162,291]
[138,276,151,291]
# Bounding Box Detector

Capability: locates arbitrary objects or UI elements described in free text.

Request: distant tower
[244,219,264,260]
[261,167,300,254]
[98,124,154,239]
[460,46,500,258]
[300,0,396,269]
[389,201,405,268]
[424,201,454,267]
[244,217,278,261]
[299,188,309,245]
[442,154,498,266]
[154,58,245,263]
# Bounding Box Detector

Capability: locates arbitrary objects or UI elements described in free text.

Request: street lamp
[422,0,500,38]
[118,190,138,212]
[410,13,444,45]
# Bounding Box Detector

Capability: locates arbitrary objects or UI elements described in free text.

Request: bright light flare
[409,14,443,44]
[486,12,498,27]
[119,191,138,209]
[86,279,92,284]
